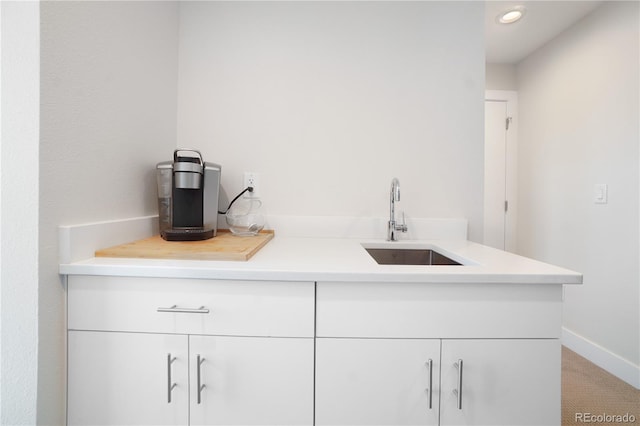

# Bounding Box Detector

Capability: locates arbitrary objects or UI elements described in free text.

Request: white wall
[485,63,517,91]
[37,2,179,423]
[517,1,639,386]
[177,1,486,241]
[0,2,40,424]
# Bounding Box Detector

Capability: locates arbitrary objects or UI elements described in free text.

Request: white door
[189,335,314,426]
[440,339,560,426]
[315,338,441,426]
[484,91,517,252]
[484,100,508,250]
[68,330,189,426]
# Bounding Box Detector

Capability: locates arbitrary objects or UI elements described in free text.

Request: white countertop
[59,235,583,285]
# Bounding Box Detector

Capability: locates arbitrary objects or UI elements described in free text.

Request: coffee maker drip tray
[161,227,214,241]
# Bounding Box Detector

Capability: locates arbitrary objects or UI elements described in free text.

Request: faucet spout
[391,177,401,202]
[390,177,400,221]
[388,178,408,241]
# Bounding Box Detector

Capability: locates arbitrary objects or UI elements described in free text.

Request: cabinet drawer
[68,276,314,337]
[316,281,562,338]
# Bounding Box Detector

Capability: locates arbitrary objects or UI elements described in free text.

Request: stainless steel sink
[365,248,462,266]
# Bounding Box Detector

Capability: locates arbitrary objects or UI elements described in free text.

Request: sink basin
[365,248,462,266]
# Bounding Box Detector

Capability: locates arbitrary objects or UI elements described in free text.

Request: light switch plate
[594,184,608,204]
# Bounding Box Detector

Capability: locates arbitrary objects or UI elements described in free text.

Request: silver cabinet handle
[425,359,433,409]
[167,354,177,403]
[157,305,210,314]
[453,359,463,410]
[197,355,206,404]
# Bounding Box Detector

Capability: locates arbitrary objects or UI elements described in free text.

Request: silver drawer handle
[167,354,177,403]
[453,359,463,410]
[157,305,210,314]
[197,355,206,404]
[425,359,433,410]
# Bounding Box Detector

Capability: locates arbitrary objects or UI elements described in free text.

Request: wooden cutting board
[95,229,274,261]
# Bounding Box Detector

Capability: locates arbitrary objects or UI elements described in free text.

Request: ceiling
[485,1,603,64]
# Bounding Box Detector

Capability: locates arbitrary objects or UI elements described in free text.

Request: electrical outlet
[243,172,260,198]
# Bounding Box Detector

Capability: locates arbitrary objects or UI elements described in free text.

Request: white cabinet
[315,281,563,426]
[67,276,315,426]
[67,276,314,337]
[439,339,560,426]
[68,331,189,426]
[314,338,560,426]
[189,335,313,425]
[67,276,564,426]
[315,338,441,426]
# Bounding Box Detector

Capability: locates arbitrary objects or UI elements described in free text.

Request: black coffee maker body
[156,149,221,241]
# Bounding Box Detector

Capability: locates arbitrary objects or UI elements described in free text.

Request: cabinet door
[440,339,560,426]
[315,338,441,425]
[189,335,314,425]
[68,331,189,426]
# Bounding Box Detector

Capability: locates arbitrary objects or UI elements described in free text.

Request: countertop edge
[59,261,583,285]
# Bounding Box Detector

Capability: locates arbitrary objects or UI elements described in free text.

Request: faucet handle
[397,212,408,233]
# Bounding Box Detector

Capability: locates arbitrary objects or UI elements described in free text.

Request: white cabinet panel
[440,339,560,426]
[315,338,441,426]
[316,281,562,338]
[190,335,314,425]
[68,276,316,426]
[67,276,563,426]
[68,276,315,337]
[68,331,189,426]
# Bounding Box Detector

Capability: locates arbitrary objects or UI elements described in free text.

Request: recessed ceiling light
[497,6,526,24]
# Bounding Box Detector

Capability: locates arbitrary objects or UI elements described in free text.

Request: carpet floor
[562,346,640,425]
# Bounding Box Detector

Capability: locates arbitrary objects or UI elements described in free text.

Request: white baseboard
[562,327,640,389]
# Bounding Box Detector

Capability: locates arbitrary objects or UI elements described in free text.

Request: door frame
[484,90,518,252]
